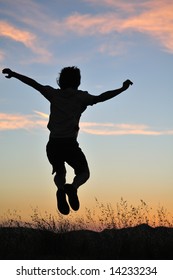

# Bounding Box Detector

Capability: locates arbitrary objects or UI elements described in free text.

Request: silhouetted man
[2,67,133,215]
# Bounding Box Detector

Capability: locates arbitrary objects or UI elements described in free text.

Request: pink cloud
[0,50,6,62]
[84,0,140,13]
[0,21,52,63]
[65,13,122,36]
[0,20,37,51]
[80,122,173,135]
[121,1,173,53]
[62,0,173,53]
[1,111,173,136]
[1,0,173,59]
[0,112,46,131]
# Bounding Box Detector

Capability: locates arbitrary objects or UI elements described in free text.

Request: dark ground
[0,224,173,260]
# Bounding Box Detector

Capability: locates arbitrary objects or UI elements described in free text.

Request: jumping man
[2,67,133,215]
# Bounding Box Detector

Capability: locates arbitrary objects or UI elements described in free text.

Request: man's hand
[123,79,133,90]
[2,68,13,78]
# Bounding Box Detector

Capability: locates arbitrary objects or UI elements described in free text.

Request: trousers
[46,137,90,189]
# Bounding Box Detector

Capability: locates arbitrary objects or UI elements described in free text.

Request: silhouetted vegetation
[1,198,173,231]
[1,199,173,260]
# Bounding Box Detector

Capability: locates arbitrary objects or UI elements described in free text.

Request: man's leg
[65,141,90,189]
[46,140,69,215]
[64,143,90,211]
[46,140,67,188]
[54,167,66,190]
[72,164,90,189]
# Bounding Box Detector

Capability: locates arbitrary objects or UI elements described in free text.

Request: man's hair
[57,66,81,89]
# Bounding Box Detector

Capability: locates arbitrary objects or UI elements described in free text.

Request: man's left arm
[93,80,133,104]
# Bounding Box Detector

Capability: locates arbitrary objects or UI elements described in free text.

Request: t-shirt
[39,86,96,138]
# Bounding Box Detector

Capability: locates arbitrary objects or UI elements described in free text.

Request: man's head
[57,66,81,90]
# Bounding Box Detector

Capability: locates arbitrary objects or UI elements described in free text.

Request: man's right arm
[2,68,44,91]
[2,68,54,101]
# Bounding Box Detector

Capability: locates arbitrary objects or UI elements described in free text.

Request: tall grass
[1,198,173,232]
[84,198,173,230]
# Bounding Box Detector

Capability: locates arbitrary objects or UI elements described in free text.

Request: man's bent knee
[73,168,90,189]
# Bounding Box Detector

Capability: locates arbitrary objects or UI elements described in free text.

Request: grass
[1,198,173,232]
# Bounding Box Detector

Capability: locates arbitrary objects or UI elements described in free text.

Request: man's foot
[56,189,70,215]
[64,184,80,211]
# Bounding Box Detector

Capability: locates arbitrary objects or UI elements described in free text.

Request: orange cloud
[1,111,173,136]
[63,0,173,53]
[34,110,49,119]
[84,0,139,13]
[63,13,121,36]
[0,112,46,131]
[0,21,35,44]
[65,13,122,36]
[0,21,52,62]
[80,122,173,135]
[1,0,173,59]
[121,2,173,53]
[0,50,6,62]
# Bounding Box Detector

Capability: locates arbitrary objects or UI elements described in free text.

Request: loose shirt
[39,86,96,138]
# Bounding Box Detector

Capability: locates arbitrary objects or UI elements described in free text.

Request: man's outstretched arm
[2,68,45,92]
[94,79,133,104]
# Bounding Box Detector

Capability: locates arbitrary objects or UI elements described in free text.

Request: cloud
[1,111,173,136]
[120,1,173,53]
[1,0,173,61]
[64,13,122,36]
[0,112,47,131]
[0,20,35,44]
[0,20,52,63]
[34,110,49,119]
[84,0,140,13]
[62,0,173,53]
[80,122,173,136]
[0,50,6,62]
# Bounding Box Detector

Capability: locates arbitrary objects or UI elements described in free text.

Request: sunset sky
[0,0,173,224]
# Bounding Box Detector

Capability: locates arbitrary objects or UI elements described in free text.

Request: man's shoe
[56,189,70,215]
[64,184,80,211]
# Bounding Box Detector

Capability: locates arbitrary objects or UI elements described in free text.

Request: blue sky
[0,0,173,222]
